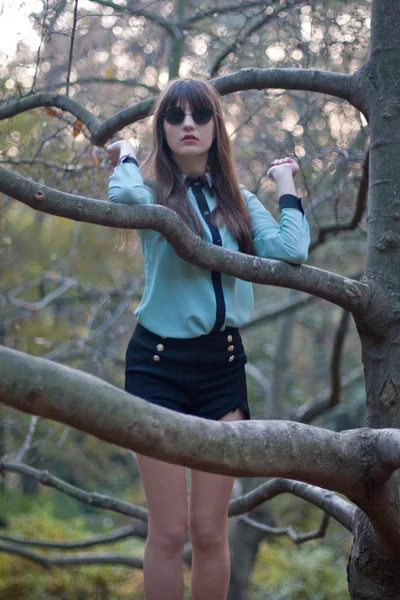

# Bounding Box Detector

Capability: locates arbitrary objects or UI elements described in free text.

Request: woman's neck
[172,153,208,178]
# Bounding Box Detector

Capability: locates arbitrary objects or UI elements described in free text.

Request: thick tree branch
[0,166,372,318]
[0,93,100,132]
[0,345,393,502]
[0,68,363,146]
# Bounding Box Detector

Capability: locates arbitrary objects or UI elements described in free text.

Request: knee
[189,516,226,553]
[147,520,188,556]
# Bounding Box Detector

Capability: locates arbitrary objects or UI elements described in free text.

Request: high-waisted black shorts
[125,323,250,421]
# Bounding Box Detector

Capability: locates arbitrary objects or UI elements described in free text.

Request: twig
[0,521,147,550]
[0,461,148,521]
[0,540,143,569]
[239,511,330,544]
[66,0,79,97]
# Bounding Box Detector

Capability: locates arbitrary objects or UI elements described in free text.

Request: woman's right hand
[107,141,137,167]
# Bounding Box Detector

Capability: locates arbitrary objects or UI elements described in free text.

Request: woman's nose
[182,114,195,128]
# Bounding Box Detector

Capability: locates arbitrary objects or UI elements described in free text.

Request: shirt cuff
[118,155,139,168]
[279,194,304,215]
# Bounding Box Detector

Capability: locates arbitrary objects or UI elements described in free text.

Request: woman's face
[162,101,215,161]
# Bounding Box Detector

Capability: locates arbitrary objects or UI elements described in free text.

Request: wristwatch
[118,154,139,167]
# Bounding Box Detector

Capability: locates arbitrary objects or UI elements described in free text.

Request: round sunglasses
[163,106,214,126]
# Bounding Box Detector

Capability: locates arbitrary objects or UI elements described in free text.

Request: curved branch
[239,511,331,544]
[0,345,388,501]
[0,540,143,569]
[293,367,364,424]
[86,0,178,33]
[0,67,364,146]
[0,93,100,132]
[0,166,372,317]
[0,461,147,521]
[310,149,369,250]
[187,1,269,23]
[0,521,147,549]
[228,478,355,532]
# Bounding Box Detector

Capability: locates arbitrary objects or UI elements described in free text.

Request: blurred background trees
[0,1,371,598]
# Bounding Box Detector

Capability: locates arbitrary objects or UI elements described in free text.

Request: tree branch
[240,293,316,332]
[310,149,369,251]
[0,540,143,569]
[239,511,331,544]
[0,461,148,521]
[228,478,355,532]
[0,521,147,549]
[0,345,390,501]
[0,68,362,146]
[65,0,79,97]
[293,367,364,424]
[0,94,100,133]
[0,166,372,318]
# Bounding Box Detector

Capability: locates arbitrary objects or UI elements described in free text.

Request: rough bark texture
[346,1,400,596]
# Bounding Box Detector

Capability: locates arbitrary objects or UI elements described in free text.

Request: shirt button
[156,344,164,352]
[227,335,233,343]
[153,355,160,362]
[228,355,235,362]
[227,345,234,352]
[204,211,210,216]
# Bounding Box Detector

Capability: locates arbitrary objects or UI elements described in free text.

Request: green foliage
[0,496,145,600]
[250,541,350,599]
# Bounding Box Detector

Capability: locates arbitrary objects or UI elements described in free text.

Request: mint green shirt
[109,163,310,338]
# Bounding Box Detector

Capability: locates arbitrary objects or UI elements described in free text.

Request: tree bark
[345,0,400,595]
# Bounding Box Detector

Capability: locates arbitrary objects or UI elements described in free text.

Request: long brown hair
[141,78,254,255]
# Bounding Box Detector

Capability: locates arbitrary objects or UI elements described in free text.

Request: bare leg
[136,454,188,600]
[189,408,246,600]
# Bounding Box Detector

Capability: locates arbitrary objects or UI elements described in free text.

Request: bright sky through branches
[0,0,41,57]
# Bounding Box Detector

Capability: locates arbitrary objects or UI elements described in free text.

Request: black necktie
[186,178,226,333]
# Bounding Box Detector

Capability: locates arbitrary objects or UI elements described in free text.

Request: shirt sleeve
[108,162,154,205]
[241,185,311,264]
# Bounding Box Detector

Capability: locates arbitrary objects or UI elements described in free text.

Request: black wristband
[279,194,304,215]
[118,155,139,167]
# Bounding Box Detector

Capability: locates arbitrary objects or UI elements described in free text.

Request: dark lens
[192,107,213,125]
[164,106,185,125]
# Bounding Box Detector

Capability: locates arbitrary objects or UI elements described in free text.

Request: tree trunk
[347,1,400,594]
[348,511,400,600]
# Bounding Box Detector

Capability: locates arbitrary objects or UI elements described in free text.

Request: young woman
[107,78,310,600]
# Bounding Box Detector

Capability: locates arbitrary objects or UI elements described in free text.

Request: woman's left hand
[267,157,299,181]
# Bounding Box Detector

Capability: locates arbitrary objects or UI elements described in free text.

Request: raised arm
[243,158,310,264]
[107,141,153,205]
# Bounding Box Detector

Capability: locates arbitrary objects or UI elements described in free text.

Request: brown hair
[141,78,254,255]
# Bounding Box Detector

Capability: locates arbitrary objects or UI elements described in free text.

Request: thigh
[137,454,189,535]
[189,408,245,528]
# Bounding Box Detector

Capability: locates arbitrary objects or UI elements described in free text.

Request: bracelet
[118,154,139,167]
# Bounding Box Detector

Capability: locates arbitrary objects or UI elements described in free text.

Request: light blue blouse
[109,163,310,338]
